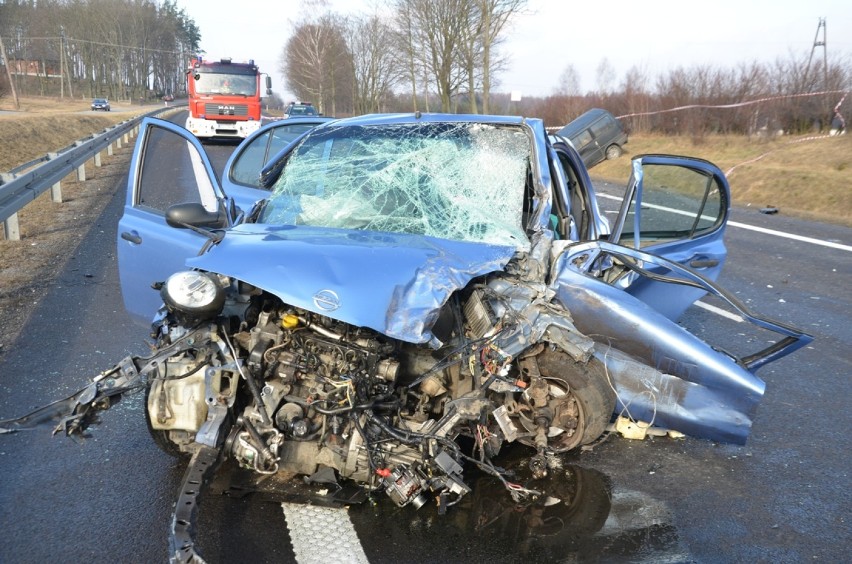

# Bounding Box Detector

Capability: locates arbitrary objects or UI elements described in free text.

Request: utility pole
[803,17,828,91]
[60,35,64,99]
[0,34,20,109]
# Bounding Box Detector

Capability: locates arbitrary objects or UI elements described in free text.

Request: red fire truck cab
[185,57,270,139]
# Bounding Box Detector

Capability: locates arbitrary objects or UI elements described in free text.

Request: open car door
[117,118,246,323]
[608,155,730,320]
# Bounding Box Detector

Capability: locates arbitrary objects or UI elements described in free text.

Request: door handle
[689,258,719,268]
[121,231,142,245]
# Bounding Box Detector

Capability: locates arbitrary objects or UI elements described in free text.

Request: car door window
[618,163,724,248]
[590,118,614,139]
[137,125,218,213]
[229,123,326,188]
[572,129,593,150]
[230,130,273,186]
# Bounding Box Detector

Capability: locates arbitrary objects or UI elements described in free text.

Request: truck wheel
[605,144,622,160]
[533,349,617,450]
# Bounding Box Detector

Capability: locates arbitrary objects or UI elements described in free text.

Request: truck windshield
[194,72,257,96]
[259,122,531,250]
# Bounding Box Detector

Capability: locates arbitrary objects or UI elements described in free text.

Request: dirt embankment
[0,98,146,355]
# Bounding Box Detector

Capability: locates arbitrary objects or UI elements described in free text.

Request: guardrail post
[116,136,122,149]
[50,181,62,203]
[107,143,114,156]
[76,163,86,182]
[3,213,21,241]
[94,152,102,168]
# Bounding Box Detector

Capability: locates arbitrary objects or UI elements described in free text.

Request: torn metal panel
[549,240,812,443]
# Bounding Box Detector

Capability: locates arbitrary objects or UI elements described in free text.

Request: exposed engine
[146,274,614,510]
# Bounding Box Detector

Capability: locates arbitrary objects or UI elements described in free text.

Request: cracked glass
[259,122,531,249]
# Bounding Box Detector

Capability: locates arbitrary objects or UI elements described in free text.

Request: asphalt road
[0,135,849,563]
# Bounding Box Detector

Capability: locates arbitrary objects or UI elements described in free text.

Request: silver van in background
[556,108,628,168]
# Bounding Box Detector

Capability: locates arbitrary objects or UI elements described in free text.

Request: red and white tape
[616,90,849,120]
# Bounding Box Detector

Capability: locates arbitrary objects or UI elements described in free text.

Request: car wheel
[530,348,616,450]
[605,144,622,160]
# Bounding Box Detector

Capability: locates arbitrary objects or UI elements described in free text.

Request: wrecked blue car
[1,113,811,562]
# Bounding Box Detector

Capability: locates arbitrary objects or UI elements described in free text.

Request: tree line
[283,1,850,135]
[2,0,849,136]
[0,0,199,101]
[535,56,851,135]
[282,0,527,116]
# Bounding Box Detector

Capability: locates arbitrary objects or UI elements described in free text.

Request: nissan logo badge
[313,289,340,312]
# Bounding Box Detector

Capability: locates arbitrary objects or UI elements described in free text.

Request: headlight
[161,271,225,320]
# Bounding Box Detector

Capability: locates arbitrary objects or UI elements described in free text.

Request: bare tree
[394,0,470,112]
[393,0,421,111]
[556,64,581,96]
[458,1,483,113]
[346,14,402,114]
[620,64,651,132]
[280,15,351,115]
[595,57,615,96]
[476,0,526,114]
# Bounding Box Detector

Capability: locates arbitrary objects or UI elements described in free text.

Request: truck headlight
[161,271,225,320]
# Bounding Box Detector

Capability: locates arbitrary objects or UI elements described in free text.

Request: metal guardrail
[0,106,178,241]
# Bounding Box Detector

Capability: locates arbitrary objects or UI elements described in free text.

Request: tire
[533,348,617,449]
[605,144,622,160]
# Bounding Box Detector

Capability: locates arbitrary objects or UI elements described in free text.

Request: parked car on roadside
[557,108,627,168]
[91,98,111,111]
[0,112,811,562]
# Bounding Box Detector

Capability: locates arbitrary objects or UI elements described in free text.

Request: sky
[175,0,852,101]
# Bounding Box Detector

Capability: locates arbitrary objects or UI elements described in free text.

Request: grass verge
[593,133,852,227]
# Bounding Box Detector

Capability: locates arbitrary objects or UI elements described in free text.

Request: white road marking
[726,220,852,252]
[597,193,852,252]
[282,502,370,564]
[694,300,744,322]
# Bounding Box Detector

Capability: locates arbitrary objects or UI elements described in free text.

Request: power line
[8,36,184,56]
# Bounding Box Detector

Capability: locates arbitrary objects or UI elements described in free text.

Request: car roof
[557,108,614,136]
[325,112,535,128]
[251,116,334,134]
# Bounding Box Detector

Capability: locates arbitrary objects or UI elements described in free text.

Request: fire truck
[185,57,271,139]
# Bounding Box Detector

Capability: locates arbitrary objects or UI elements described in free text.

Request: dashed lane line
[596,193,852,252]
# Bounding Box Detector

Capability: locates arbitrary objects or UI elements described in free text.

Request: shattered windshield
[259,122,531,249]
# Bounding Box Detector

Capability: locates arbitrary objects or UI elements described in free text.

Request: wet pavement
[0,135,849,563]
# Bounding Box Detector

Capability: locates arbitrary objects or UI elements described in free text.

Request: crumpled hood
[187,223,517,345]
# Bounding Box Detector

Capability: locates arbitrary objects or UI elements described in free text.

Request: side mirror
[265,76,272,96]
[166,203,228,229]
[193,73,200,81]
